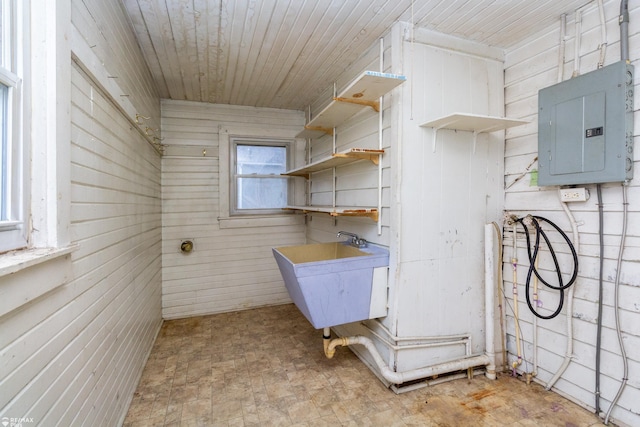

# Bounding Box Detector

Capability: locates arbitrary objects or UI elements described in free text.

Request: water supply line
[604,183,630,425]
[490,222,508,372]
[361,321,472,352]
[530,254,540,384]
[511,222,523,371]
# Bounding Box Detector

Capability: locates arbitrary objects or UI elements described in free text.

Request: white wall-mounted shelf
[420,113,529,152]
[297,71,406,139]
[285,206,379,222]
[283,148,384,178]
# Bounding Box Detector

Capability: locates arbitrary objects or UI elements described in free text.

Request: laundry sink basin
[272,242,389,329]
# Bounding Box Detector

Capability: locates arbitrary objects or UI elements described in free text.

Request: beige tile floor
[124,304,604,427]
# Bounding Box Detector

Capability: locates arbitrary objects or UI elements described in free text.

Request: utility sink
[272,242,389,329]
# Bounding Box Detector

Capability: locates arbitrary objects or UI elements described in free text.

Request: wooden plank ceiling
[121,0,591,110]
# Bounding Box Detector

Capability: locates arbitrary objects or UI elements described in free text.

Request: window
[0,0,26,252]
[231,138,291,215]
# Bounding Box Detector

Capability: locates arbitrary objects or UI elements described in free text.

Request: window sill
[0,245,78,277]
[0,245,78,318]
[218,214,304,229]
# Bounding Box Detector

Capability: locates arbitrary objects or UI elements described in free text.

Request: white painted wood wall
[504,1,639,425]
[161,100,306,319]
[0,1,162,425]
[386,25,506,372]
[303,24,507,376]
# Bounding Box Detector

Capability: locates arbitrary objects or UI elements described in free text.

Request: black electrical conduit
[514,215,579,320]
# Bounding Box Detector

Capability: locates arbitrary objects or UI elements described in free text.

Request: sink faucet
[337,231,368,248]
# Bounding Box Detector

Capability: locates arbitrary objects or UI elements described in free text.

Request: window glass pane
[0,83,7,220]
[236,145,286,175]
[237,177,288,209]
[0,0,8,70]
[0,1,4,69]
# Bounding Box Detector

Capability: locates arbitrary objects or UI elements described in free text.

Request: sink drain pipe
[322,225,498,384]
[324,333,491,385]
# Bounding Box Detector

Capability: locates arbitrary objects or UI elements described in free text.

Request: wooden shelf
[283,148,384,178]
[285,206,379,222]
[420,113,529,132]
[297,71,406,139]
[419,113,529,152]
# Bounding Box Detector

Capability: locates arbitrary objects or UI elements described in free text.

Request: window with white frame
[230,138,291,215]
[0,0,26,252]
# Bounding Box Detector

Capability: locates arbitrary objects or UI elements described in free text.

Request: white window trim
[218,127,304,229]
[0,0,72,276]
[230,137,292,216]
[0,0,27,252]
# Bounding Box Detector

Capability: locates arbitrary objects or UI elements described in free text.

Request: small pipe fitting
[325,337,349,359]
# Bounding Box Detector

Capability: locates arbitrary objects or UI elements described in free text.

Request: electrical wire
[515,215,579,320]
[595,184,604,414]
[604,183,630,425]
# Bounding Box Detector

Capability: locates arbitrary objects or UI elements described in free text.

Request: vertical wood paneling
[161,100,306,319]
[123,0,592,110]
[504,1,640,425]
[388,34,506,371]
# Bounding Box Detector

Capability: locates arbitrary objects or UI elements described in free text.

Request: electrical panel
[538,61,634,186]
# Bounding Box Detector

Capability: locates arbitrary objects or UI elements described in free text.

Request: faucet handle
[337,231,367,248]
[354,238,368,248]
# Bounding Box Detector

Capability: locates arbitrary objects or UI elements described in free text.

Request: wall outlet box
[559,187,589,202]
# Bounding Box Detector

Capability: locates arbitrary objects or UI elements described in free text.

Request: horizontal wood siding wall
[504,1,639,425]
[161,100,306,319]
[72,0,161,133]
[0,2,162,425]
[304,34,395,246]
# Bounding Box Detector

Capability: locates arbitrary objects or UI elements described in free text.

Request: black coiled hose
[515,215,579,320]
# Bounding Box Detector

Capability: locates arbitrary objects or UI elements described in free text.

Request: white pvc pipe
[597,0,607,68]
[326,335,490,385]
[573,8,582,77]
[323,226,497,384]
[558,14,567,83]
[546,193,580,390]
[378,38,384,235]
[366,319,471,342]
[604,183,630,424]
[512,223,523,368]
[484,224,497,380]
[361,322,470,352]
